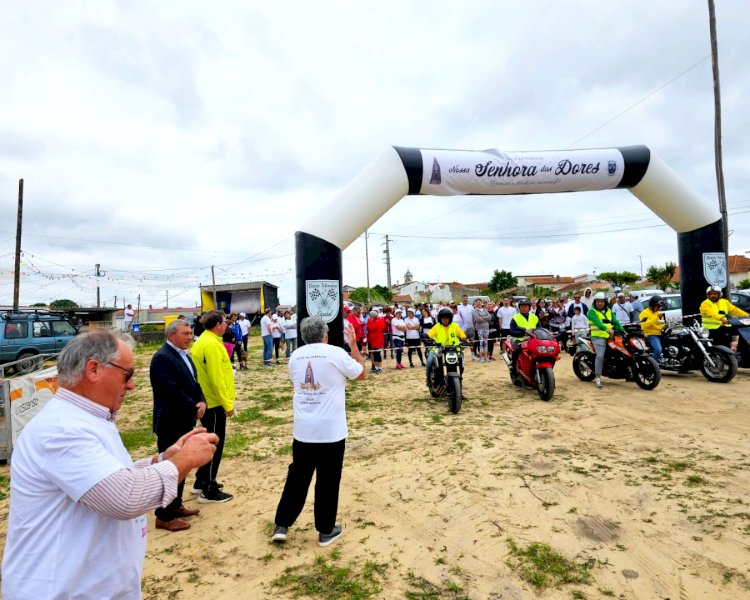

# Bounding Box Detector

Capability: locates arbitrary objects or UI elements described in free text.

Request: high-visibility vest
[589,308,614,338]
[511,312,539,341]
[700,298,732,329]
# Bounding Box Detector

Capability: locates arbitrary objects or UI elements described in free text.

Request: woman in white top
[404,308,424,368]
[284,311,298,358]
[271,314,284,363]
[391,309,407,370]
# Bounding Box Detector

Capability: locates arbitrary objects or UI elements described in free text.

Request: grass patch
[0,474,8,501]
[119,427,156,452]
[685,475,708,487]
[404,572,468,599]
[271,554,387,599]
[234,406,287,426]
[506,538,593,589]
[223,433,252,458]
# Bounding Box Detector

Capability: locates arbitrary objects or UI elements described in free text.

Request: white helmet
[593,292,607,301]
[706,285,722,296]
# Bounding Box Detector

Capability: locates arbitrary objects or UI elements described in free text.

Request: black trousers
[275,439,345,534]
[154,425,191,521]
[195,406,226,493]
[242,334,249,352]
[273,337,281,360]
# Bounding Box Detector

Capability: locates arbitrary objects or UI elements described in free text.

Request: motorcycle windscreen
[534,328,554,340]
[737,327,750,343]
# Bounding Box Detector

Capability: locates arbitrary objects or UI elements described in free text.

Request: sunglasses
[104,361,135,382]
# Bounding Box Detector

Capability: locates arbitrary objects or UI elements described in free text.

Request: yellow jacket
[191,330,235,411]
[639,307,664,337]
[428,322,465,346]
[700,298,748,329]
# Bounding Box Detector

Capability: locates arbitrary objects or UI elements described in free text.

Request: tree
[31,302,47,307]
[736,278,750,290]
[645,262,678,291]
[349,286,392,305]
[597,271,639,289]
[487,270,518,293]
[50,299,78,309]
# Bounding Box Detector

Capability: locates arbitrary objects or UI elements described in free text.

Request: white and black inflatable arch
[297,145,725,347]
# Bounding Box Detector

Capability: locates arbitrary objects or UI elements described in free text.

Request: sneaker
[318,524,343,547]
[595,377,602,389]
[272,525,288,542]
[396,364,403,370]
[198,490,233,504]
[375,368,383,374]
[191,481,224,494]
[471,355,478,361]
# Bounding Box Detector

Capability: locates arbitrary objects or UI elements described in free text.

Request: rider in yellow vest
[426,307,468,385]
[508,299,539,376]
[587,292,625,389]
[700,285,748,347]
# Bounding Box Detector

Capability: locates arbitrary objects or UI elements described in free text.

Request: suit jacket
[150,343,205,441]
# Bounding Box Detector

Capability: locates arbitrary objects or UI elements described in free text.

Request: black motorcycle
[573,330,660,390]
[656,319,737,383]
[425,341,464,414]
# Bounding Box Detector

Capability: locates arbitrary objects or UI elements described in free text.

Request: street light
[637,255,643,280]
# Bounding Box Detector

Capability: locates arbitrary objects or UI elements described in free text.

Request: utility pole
[13,179,23,311]
[365,230,371,303]
[211,265,217,308]
[637,255,643,280]
[114,295,117,309]
[166,289,169,309]
[382,235,392,290]
[95,263,102,308]
[708,0,729,288]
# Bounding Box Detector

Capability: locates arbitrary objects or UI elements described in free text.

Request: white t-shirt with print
[497,306,517,329]
[391,317,406,337]
[457,303,474,330]
[238,318,251,336]
[284,314,298,340]
[2,397,147,600]
[288,343,363,443]
[260,314,273,336]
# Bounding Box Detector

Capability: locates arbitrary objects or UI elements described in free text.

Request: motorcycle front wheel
[572,353,596,382]
[448,376,462,414]
[536,367,555,401]
[634,356,661,390]
[701,347,738,383]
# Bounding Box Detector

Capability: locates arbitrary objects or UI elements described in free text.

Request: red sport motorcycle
[501,328,561,401]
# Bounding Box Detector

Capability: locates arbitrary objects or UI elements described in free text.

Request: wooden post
[13,179,24,311]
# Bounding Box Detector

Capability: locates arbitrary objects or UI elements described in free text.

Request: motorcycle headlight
[630,338,646,351]
[445,353,459,365]
[699,327,710,339]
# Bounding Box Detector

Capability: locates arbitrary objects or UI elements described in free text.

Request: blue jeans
[646,335,662,362]
[286,337,298,358]
[262,335,273,364]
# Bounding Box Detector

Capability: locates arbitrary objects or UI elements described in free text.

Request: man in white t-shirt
[612,292,634,325]
[260,308,274,367]
[2,330,218,600]
[496,297,518,338]
[271,316,365,548]
[124,304,135,332]
[237,312,251,352]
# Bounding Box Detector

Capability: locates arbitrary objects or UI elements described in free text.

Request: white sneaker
[595,377,602,389]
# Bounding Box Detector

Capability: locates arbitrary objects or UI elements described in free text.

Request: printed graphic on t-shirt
[299,361,321,391]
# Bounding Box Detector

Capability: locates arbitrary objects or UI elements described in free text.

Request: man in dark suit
[150,319,207,531]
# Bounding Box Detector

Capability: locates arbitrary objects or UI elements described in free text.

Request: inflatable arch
[296,145,725,347]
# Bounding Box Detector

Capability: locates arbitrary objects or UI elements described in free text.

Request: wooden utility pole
[708,0,729,273]
[211,265,217,308]
[13,179,24,310]
[95,263,102,307]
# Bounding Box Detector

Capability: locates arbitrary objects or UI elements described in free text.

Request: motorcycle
[655,319,737,383]
[501,328,560,401]
[425,341,465,414]
[572,330,661,390]
[728,317,750,369]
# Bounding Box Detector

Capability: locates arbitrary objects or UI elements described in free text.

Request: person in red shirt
[347,307,365,352]
[365,309,386,374]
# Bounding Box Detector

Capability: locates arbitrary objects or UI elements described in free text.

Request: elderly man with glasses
[2,330,218,599]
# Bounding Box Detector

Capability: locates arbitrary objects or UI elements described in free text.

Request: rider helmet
[593,292,607,301]
[706,285,722,296]
[648,295,664,308]
[437,307,453,323]
[518,298,531,308]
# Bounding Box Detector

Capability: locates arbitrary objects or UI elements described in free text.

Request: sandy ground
[1,339,749,599]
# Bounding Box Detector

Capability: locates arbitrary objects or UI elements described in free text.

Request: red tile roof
[526,276,576,285]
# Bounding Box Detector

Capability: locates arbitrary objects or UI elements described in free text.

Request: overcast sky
[1,1,749,309]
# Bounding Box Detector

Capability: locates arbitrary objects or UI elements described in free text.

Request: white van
[467,295,490,305]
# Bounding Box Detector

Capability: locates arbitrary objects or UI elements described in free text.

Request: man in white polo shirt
[271,316,366,547]
[2,330,218,600]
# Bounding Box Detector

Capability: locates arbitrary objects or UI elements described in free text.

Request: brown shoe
[155,517,191,532]
[173,506,200,518]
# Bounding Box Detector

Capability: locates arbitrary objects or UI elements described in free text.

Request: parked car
[730,290,750,312]
[0,311,79,372]
[639,293,683,323]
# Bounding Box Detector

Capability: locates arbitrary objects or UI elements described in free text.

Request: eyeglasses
[103,361,135,382]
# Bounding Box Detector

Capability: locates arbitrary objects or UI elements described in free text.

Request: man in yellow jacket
[700,286,748,348]
[191,310,235,503]
[639,296,666,363]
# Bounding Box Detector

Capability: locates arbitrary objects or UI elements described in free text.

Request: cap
[272,314,278,319]
[344,306,351,313]
[406,308,415,314]
[617,292,625,298]
[628,291,638,298]
[239,312,246,317]
[614,287,622,292]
